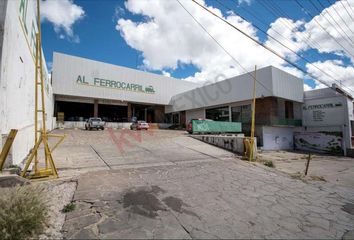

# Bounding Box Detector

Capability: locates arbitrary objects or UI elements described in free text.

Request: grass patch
[0,185,48,240]
[263,160,275,168]
[290,171,303,180]
[7,164,21,175]
[61,202,76,213]
[309,175,326,182]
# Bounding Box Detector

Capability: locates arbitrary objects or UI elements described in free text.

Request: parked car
[130,120,149,130]
[187,118,213,134]
[85,117,105,130]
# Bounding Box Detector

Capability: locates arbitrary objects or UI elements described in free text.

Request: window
[172,113,180,124]
[231,104,251,123]
[285,101,294,119]
[205,106,230,121]
[231,106,241,122]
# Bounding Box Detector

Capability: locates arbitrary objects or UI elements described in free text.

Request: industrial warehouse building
[52,53,304,148]
[52,52,200,127]
[0,0,353,166]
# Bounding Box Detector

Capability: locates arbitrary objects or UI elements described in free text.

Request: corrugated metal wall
[52,52,199,105]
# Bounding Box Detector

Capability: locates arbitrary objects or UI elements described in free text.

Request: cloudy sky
[41,0,354,95]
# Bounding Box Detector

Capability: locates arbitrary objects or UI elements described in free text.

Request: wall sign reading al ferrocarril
[76,75,155,94]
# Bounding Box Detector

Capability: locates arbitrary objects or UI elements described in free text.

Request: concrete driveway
[50,129,354,239]
[51,129,234,176]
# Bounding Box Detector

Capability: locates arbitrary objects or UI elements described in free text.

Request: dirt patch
[122,186,166,218]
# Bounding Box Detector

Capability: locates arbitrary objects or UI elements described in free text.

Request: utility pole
[249,65,257,161]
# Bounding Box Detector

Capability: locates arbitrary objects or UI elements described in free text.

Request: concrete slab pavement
[63,159,354,239]
[47,129,354,239]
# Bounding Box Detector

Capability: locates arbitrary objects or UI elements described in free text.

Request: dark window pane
[231,106,241,122]
[285,101,294,119]
[231,104,251,123]
[241,105,251,123]
[206,106,229,121]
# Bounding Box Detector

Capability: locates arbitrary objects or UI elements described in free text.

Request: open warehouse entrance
[98,104,128,122]
[55,101,93,121]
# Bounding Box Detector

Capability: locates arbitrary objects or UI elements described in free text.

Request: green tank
[191,120,242,134]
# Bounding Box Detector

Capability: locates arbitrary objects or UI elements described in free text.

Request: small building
[300,85,353,155]
[166,66,304,149]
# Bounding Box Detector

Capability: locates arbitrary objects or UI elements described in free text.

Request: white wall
[262,126,295,150]
[166,66,304,113]
[303,88,353,149]
[0,0,54,165]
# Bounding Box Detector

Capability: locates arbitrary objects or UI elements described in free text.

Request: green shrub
[61,202,76,213]
[264,160,275,168]
[0,185,48,240]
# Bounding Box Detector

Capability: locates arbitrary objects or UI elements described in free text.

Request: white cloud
[265,18,307,62]
[306,59,354,94]
[162,70,171,77]
[116,0,298,83]
[41,0,85,42]
[303,82,327,91]
[301,0,354,63]
[303,83,313,91]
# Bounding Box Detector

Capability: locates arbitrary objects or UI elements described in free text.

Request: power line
[294,0,354,60]
[214,0,353,92]
[223,0,314,55]
[328,0,354,40]
[345,0,354,17]
[339,0,354,24]
[237,0,320,50]
[326,0,354,37]
[253,0,349,79]
[175,0,273,94]
[251,0,329,60]
[258,0,296,33]
[260,0,354,60]
[190,0,354,93]
[323,0,354,38]
[235,1,314,51]
[312,0,354,45]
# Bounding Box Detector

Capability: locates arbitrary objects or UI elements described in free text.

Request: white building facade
[0,0,54,166]
[299,86,353,155]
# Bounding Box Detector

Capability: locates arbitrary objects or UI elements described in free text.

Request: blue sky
[41,0,354,93]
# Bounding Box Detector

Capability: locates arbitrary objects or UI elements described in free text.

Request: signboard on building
[302,97,345,127]
[76,75,156,94]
